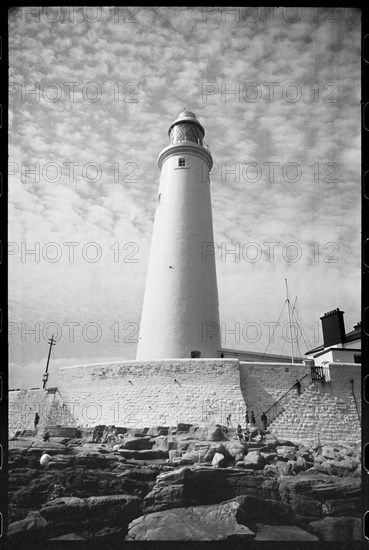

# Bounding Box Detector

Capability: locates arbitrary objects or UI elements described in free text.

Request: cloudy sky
[9,6,361,389]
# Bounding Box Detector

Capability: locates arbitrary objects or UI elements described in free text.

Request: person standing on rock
[251,411,256,426]
[245,411,249,426]
[295,379,301,395]
[236,424,244,442]
[226,414,231,427]
[34,412,40,430]
[261,412,267,431]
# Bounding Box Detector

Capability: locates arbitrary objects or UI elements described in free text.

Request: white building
[136,110,221,359]
[305,308,361,366]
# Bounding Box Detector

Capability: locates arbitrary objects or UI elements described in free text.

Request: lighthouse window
[178,158,186,167]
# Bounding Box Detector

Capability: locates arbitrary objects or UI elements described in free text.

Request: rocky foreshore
[7,424,362,544]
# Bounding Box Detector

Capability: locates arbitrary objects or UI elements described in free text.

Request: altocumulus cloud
[8,6,360,387]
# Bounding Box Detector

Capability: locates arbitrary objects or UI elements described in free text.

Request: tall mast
[285,279,294,364]
[42,334,56,389]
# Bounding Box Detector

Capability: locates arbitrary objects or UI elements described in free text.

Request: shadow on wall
[238,363,310,427]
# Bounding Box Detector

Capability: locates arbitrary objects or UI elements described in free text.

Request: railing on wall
[350,379,361,426]
[311,366,326,382]
[265,374,308,425]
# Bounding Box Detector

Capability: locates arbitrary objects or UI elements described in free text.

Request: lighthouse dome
[178,109,197,119]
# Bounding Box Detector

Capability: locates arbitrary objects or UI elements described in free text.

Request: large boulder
[261,452,277,464]
[321,446,336,460]
[308,516,362,541]
[241,495,296,525]
[243,451,265,470]
[8,512,50,543]
[143,484,186,512]
[39,496,89,524]
[291,456,307,475]
[168,450,181,462]
[326,458,358,474]
[176,423,193,433]
[126,499,255,540]
[152,436,176,452]
[180,451,200,465]
[86,494,142,525]
[207,425,227,442]
[143,466,279,513]
[212,453,226,468]
[276,446,297,461]
[39,494,142,533]
[278,474,361,519]
[225,441,247,458]
[74,452,110,469]
[121,436,153,450]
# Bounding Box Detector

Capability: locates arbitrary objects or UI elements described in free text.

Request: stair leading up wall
[268,363,361,446]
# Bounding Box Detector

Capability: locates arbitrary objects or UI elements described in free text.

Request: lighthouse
[136,110,221,360]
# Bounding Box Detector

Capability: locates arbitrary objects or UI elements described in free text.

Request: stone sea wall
[56,359,246,428]
[8,388,72,435]
[8,361,362,446]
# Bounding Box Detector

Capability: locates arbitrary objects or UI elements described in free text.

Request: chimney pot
[320,308,346,348]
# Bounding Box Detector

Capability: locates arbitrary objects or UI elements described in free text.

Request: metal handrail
[350,379,361,426]
[265,374,308,424]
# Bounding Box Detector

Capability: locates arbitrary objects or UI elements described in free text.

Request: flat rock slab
[9,440,33,450]
[254,524,319,541]
[39,494,142,527]
[28,441,68,455]
[118,449,168,460]
[126,500,255,540]
[121,436,154,450]
[49,533,88,541]
[46,427,80,438]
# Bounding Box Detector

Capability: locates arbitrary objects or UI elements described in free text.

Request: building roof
[305,322,361,355]
[220,348,304,363]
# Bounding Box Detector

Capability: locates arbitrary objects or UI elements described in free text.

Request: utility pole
[285,279,294,364]
[42,334,56,389]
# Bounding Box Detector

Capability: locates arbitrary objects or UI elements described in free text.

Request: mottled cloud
[9,7,360,387]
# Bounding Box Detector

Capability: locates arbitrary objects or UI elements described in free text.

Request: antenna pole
[43,334,56,389]
[285,279,294,364]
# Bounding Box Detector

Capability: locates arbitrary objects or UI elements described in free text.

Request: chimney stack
[320,308,346,348]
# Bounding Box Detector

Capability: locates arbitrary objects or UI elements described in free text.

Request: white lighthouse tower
[136,109,221,360]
